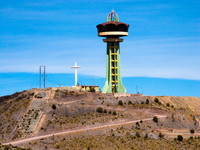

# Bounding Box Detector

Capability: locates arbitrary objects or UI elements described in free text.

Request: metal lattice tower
[39,66,46,89]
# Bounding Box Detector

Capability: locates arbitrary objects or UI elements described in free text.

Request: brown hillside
[0,89,200,150]
[149,96,200,114]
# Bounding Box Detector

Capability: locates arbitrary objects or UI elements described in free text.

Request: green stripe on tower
[102,41,126,93]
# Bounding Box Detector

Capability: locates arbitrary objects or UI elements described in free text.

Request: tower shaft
[102,38,126,93]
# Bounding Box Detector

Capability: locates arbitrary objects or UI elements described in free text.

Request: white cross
[71,62,81,86]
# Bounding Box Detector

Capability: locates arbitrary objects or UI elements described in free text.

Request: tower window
[112,76,115,81]
[112,62,114,67]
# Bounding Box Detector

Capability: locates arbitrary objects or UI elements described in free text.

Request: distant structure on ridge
[96,10,129,93]
[71,62,81,86]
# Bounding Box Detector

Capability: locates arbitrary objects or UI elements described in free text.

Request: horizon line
[1,72,200,81]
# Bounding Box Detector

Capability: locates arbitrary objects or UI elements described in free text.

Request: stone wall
[114,93,131,97]
[52,86,77,91]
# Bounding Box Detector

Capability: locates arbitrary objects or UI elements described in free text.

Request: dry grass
[149,96,200,114]
[0,91,33,142]
[25,126,200,150]
[0,143,32,150]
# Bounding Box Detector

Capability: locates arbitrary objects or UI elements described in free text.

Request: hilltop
[0,88,200,150]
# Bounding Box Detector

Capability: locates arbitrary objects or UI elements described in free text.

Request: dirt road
[2,115,167,146]
[57,100,78,105]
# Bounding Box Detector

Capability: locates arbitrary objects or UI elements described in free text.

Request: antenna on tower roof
[107,9,119,22]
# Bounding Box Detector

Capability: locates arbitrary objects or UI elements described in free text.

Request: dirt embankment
[149,96,200,114]
[0,92,21,106]
[0,90,34,142]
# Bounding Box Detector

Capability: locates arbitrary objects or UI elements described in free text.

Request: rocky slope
[0,88,199,149]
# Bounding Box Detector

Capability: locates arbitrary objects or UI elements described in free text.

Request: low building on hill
[76,85,99,92]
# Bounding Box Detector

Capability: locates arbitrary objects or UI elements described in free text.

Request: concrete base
[114,93,131,97]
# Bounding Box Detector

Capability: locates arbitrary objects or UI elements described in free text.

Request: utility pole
[58,84,60,102]
[136,85,138,94]
[39,66,46,89]
[44,66,46,89]
[92,76,93,86]
[39,66,41,89]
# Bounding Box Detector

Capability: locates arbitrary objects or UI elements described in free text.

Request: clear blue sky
[0,0,199,80]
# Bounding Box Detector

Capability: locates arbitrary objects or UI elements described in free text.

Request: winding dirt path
[2,115,167,146]
[57,100,78,105]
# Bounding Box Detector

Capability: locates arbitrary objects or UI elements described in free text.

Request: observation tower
[96,10,129,93]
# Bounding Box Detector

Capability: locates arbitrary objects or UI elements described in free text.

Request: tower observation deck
[96,10,129,93]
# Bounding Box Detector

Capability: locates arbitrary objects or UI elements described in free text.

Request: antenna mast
[39,66,46,89]
[44,66,46,89]
[39,66,41,89]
